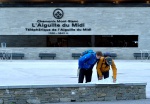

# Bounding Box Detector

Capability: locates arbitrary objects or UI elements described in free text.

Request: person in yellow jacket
[96,52,117,83]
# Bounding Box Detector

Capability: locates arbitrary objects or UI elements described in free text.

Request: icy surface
[0,60,149,98]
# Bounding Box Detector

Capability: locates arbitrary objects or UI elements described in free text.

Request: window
[0,35,138,47]
[95,35,138,47]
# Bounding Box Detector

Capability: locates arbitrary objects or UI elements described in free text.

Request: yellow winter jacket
[96,57,117,79]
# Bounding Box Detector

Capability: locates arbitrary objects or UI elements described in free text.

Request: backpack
[79,49,96,69]
[81,49,94,56]
[105,57,112,66]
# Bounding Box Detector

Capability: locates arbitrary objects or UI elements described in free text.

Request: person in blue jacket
[78,50,102,83]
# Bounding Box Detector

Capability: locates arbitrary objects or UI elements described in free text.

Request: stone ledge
[0,82,147,89]
[0,82,147,103]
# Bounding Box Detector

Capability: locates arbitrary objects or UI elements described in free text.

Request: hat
[104,52,111,57]
[105,57,112,65]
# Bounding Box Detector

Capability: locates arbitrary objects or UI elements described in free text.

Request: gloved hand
[98,76,103,80]
[112,76,117,83]
[113,79,117,83]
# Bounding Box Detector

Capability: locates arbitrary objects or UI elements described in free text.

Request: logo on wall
[25,8,92,34]
[53,9,64,19]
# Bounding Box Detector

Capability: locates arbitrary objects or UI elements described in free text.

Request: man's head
[96,51,103,59]
[105,57,112,65]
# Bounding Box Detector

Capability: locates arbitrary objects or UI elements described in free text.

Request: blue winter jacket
[78,53,98,69]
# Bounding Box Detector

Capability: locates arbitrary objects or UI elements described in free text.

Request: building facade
[0,0,150,60]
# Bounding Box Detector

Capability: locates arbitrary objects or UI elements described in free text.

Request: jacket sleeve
[96,57,103,77]
[111,60,117,79]
[78,53,91,69]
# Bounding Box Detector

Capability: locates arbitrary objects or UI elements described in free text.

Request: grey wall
[0,7,150,59]
[0,47,141,60]
[0,83,147,104]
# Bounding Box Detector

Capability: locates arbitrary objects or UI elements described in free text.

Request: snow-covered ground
[0,60,149,98]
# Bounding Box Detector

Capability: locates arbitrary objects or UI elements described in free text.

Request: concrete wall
[0,83,147,104]
[0,7,150,59]
[0,47,140,60]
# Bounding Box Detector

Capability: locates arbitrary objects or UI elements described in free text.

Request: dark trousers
[97,71,109,79]
[78,68,92,83]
